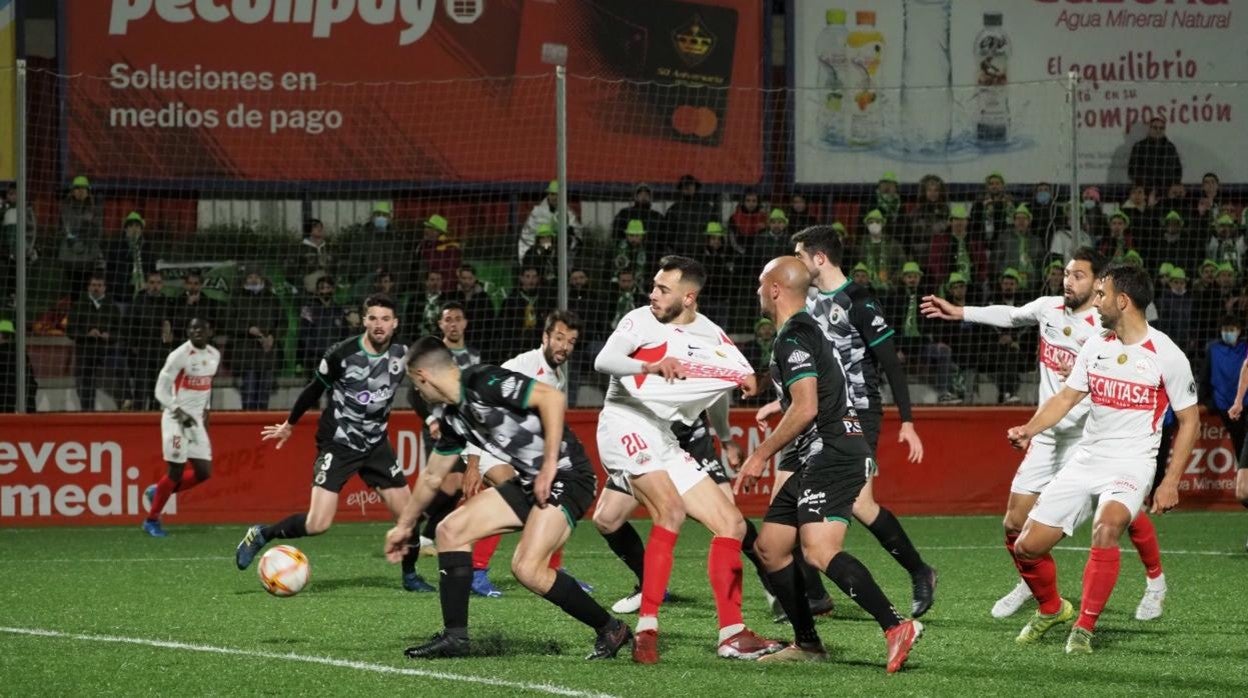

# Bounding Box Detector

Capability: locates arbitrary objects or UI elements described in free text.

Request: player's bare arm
[755,400,781,430]
[1152,404,1200,514]
[526,381,566,506]
[385,451,460,561]
[1230,357,1248,420]
[735,376,817,493]
[706,395,743,469]
[462,453,484,498]
[1007,385,1087,450]
[920,294,964,321]
[260,421,293,449]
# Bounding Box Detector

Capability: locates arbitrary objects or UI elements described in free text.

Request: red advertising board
[62,0,763,183]
[1,408,1238,527]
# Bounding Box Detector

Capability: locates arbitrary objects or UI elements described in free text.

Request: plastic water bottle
[975,12,1010,144]
[816,9,850,146]
[901,0,952,154]
[848,11,885,147]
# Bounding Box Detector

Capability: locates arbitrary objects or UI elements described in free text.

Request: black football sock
[796,548,830,601]
[766,560,819,646]
[824,552,904,631]
[401,523,422,575]
[423,490,460,540]
[262,513,307,540]
[438,551,473,637]
[541,569,612,630]
[601,522,647,586]
[741,518,774,596]
[865,507,928,576]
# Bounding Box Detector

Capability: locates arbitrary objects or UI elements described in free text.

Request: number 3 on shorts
[621,433,649,457]
[318,453,334,471]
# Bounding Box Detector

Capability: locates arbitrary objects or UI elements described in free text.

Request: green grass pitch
[1,513,1245,696]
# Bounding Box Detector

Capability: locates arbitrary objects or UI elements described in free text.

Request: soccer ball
[258,545,310,597]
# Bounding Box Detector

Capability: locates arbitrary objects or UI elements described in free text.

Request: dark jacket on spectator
[103,234,155,301]
[68,293,122,351]
[228,286,283,372]
[1128,135,1183,191]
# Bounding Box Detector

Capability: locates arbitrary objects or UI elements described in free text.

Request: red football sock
[175,466,202,493]
[1016,553,1062,615]
[472,534,502,571]
[1127,511,1163,579]
[640,526,679,619]
[1005,531,1021,568]
[1075,546,1122,632]
[148,476,177,521]
[707,537,744,630]
[548,546,563,571]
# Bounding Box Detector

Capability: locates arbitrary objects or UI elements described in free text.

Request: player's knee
[304,515,331,536]
[649,497,686,531]
[799,541,836,571]
[1002,513,1025,536]
[592,506,621,535]
[1235,478,1248,504]
[1012,537,1044,560]
[435,513,467,549]
[509,554,543,590]
[711,507,746,541]
[852,499,879,524]
[1090,520,1125,548]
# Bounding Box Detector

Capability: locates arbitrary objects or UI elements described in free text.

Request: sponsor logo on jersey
[1087,373,1158,410]
[355,386,394,405]
[871,315,886,328]
[500,376,523,399]
[788,350,811,366]
[389,357,404,375]
[1039,339,1077,373]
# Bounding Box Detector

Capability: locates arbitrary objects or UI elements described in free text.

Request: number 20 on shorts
[621,433,649,457]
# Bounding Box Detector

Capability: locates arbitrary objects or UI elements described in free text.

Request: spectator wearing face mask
[349,201,404,285]
[1202,315,1248,459]
[853,209,905,293]
[1029,182,1059,244]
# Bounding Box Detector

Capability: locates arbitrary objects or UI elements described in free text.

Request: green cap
[625,219,646,236]
[71,175,90,189]
[705,221,726,236]
[373,201,392,215]
[535,222,555,237]
[0,319,14,334]
[1217,262,1236,275]
[864,209,885,223]
[1122,250,1144,266]
[123,211,145,227]
[851,262,870,274]
[1109,210,1130,226]
[879,171,898,184]
[947,272,968,286]
[949,204,969,220]
[901,261,922,276]
[1164,210,1183,224]
[755,317,776,331]
[424,214,449,234]
[546,180,559,194]
[1158,262,1175,278]
[1169,267,1187,280]
[1047,259,1065,272]
[1001,267,1023,282]
[985,171,1005,184]
[831,222,847,235]
[1215,213,1236,227]
[768,208,789,223]
[1201,259,1218,272]
[826,8,846,24]
[1013,203,1032,220]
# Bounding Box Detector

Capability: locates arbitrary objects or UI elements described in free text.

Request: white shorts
[470,444,513,478]
[161,411,211,463]
[596,406,707,496]
[1029,454,1152,536]
[1011,432,1077,495]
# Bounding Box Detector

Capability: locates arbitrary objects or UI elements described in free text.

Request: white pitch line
[0,627,619,698]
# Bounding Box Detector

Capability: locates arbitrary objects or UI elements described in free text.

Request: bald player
[737,257,923,672]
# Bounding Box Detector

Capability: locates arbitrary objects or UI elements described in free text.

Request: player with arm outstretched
[464,310,593,597]
[385,337,631,661]
[142,317,220,537]
[233,296,432,591]
[737,257,923,672]
[1003,264,1198,654]
[593,255,780,664]
[922,246,1169,621]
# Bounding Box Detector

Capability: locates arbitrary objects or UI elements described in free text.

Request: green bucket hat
[754,317,775,331]
[123,211,145,227]
[1109,210,1130,226]
[879,171,898,184]
[985,171,1005,184]
[373,201,392,215]
[1215,213,1236,227]
[1013,203,1033,220]
[535,222,555,238]
[1122,250,1144,266]
[1001,267,1023,282]
[831,222,847,235]
[1217,262,1236,275]
[0,319,14,334]
[864,209,885,224]
[705,221,726,236]
[901,261,922,276]
[768,208,789,223]
[1164,210,1183,225]
[625,219,646,236]
[947,272,968,286]
[1200,259,1219,272]
[1047,259,1065,272]
[1158,262,1175,278]
[424,214,449,234]
[851,262,870,274]
[949,204,969,220]
[71,175,90,189]
[1169,267,1187,280]
[546,180,559,194]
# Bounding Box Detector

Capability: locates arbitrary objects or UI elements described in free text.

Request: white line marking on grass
[921,545,1245,557]
[0,627,619,698]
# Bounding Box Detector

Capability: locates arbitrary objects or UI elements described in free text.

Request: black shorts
[495,467,597,528]
[859,408,882,455]
[674,421,730,485]
[312,440,407,493]
[765,455,870,527]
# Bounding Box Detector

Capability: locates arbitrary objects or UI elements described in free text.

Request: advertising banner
[0,0,15,182]
[2,408,1238,527]
[792,0,1241,184]
[62,0,762,184]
